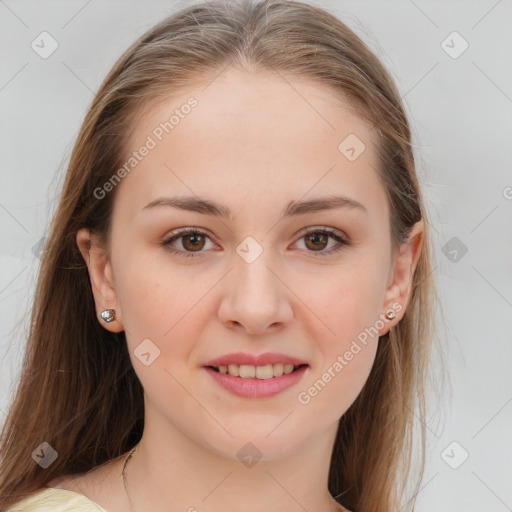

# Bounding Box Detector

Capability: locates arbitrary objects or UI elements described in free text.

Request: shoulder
[5,487,109,512]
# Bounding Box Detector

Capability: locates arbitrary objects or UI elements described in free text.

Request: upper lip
[203,352,308,367]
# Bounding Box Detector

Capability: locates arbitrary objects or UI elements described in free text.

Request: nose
[217,250,293,335]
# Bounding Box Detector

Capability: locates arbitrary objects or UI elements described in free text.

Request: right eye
[161,228,216,257]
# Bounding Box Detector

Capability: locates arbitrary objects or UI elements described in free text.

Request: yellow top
[5,487,109,512]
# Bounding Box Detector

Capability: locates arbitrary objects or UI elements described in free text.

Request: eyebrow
[141,194,367,218]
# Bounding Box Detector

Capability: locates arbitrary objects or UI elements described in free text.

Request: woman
[0,1,440,511]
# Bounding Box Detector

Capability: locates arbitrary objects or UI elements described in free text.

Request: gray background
[1,1,511,510]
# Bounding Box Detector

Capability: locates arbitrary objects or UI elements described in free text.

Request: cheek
[298,340,379,422]
[298,261,386,344]
[112,249,218,365]
[297,276,381,418]
[113,255,216,419]
[292,263,383,415]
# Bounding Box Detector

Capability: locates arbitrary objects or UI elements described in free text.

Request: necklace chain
[121,444,139,512]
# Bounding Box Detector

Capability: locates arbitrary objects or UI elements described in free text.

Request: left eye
[161,227,350,258]
[295,228,349,254]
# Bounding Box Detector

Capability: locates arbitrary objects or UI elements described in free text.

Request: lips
[203,352,308,367]
[202,352,310,398]
[203,364,309,398]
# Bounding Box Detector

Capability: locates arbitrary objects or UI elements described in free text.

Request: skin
[49,66,422,512]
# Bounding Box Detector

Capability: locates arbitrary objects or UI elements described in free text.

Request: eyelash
[161,226,351,258]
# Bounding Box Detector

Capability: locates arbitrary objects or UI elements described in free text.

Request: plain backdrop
[1,1,511,511]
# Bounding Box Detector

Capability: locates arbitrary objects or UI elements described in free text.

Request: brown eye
[295,227,351,256]
[304,232,329,251]
[181,233,206,251]
[162,228,214,258]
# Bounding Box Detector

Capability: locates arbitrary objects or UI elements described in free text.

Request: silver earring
[100,309,116,323]
[385,310,396,320]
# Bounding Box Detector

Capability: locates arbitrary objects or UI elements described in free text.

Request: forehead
[113,67,387,221]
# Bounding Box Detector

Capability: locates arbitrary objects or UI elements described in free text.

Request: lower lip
[203,365,309,398]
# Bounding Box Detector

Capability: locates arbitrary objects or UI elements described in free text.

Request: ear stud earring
[100,309,116,323]
[385,310,396,320]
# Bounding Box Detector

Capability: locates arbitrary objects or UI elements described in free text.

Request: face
[78,67,421,461]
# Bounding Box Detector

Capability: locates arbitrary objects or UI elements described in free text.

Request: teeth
[216,363,300,379]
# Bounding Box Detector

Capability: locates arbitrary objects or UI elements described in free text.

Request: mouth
[206,363,309,380]
[203,363,309,398]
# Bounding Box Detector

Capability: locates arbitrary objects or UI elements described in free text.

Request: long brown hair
[0,1,444,511]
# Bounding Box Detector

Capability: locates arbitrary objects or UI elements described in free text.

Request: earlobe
[76,228,124,333]
[378,220,424,336]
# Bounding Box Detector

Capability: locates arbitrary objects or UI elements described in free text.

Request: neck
[122,406,344,512]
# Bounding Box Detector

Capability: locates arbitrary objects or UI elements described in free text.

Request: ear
[378,220,423,336]
[76,227,124,333]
